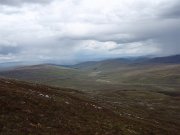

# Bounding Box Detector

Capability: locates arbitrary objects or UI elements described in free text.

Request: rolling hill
[0,55,180,134]
[0,64,92,90]
[1,78,180,135]
[1,78,178,135]
[0,55,179,90]
[72,55,180,86]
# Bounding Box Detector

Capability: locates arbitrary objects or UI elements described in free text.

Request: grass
[0,63,180,134]
[1,78,179,134]
[0,78,123,135]
[92,88,180,134]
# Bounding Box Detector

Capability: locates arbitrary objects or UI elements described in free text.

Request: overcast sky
[0,0,180,64]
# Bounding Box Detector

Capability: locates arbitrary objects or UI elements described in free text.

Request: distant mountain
[1,55,179,71]
[0,62,23,71]
[0,55,179,89]
[0,61,42,71]
[73,57,149,71]
[73,55,180,70]
[144,55,180,64]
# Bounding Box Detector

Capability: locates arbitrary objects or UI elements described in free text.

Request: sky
[0,0,180,64]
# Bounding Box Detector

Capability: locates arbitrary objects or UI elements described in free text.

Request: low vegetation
[0,55,179,134]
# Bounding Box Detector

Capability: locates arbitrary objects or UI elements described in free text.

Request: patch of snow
[45,95,50,98]
[39,93,51,98]
[91,104,102,110]
[39,93,44,96]
[135,116,144,120]
[149,107,154,110]
[65,101,70,105]
[97,107,102,109]
[5,81,11,84]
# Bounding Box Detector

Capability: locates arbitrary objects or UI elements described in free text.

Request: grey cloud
[0,0,180,64]
[0,0,52,6]
[164,7,180,18]
[154,32,180,56]
[0,45,20,55]
[159,1,180,18]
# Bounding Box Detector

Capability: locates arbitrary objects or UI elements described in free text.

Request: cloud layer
[0,0,180,64]
[0,0,52,6]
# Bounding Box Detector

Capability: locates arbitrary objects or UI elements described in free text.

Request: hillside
[0,64,93,90]
[73,58,133,71]
[0,78,123,135]
[72,55,180,86]
[94,64,180,85]
[1,78,180,135]
[0,54,180,135]
[0,56,179,90]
